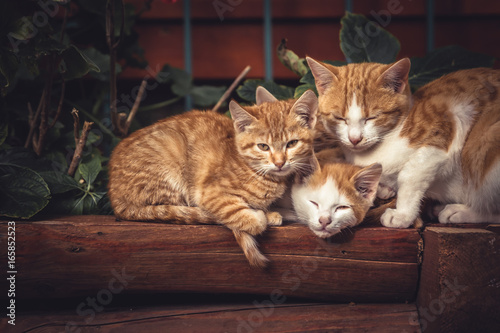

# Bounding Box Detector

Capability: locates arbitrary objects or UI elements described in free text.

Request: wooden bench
[0,216,498,332]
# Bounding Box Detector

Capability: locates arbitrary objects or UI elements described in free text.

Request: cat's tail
[363,198,397,225]
[232,230,269,268]
[114,204,217,224]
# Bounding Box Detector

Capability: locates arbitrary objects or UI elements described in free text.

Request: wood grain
[417,227,500,333]
[0,216,420,303]
[0,301,421,333]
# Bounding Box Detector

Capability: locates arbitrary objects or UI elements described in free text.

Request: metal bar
[183,0,193,110]
[263,0,273,81]
[426,0,435,52]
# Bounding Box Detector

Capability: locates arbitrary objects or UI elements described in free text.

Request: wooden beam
[1,301,421,332]
[417,226,500,332]
[0,216,420,303]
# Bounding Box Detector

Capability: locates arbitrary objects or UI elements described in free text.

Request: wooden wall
[123,0,500,81]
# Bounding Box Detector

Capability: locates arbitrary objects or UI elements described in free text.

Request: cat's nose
[319,216,332,228]
[349,135,362,146]
[274,161,285,169]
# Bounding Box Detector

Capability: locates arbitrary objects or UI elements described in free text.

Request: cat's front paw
[438,204,477,223]
[381,208,414,228]
[234,209,268,235]
[266,211,283,226]
[377,183,396,200]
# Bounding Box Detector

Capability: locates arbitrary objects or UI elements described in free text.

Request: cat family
[306,56,500,227]
[108,87,318,268]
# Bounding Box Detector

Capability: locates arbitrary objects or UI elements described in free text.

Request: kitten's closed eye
[336,205,350,211]
[310,200,319,208]
[364,116,377,123]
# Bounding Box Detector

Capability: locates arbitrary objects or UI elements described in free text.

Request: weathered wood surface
[0,215,421,303]
[1,302,421,333]
[417,226,500,333]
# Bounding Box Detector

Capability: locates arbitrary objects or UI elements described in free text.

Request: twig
[212,65,251,113]
[122,79,147,136]
[24,92,45,149]
[49,78,66,129]
[71,108,80,144]
[68,120,94,177]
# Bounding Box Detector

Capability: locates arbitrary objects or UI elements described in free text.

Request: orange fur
[108,91,318,267]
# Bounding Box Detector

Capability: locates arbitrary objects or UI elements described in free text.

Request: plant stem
[68,119,94,177]
[212,66,251,113]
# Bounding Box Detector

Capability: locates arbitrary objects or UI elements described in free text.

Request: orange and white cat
[292,162,382,238]
[108,87,318,267]
[307,56,500,228]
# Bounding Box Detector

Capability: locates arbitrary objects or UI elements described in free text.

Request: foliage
[0,9,495,219]
[0,0,224,219]
[237,12,495,102]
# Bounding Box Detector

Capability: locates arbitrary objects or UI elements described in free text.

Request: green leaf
[0,50,19,88]
[236,80,294,103]
[82,47,121,81]
[340,12,400,64]
[60,45,100,80]
[300,60,347,85]
[78,155,102,186]
[294,84,317,99]
[0,163,50,218]
[191,85,226,107]
[409,45,496,89]
[158,64,193,96]
[38,170,80,195]
[277,39,309,77]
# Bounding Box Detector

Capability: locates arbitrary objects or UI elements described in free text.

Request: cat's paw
[236,209,268,235]
[266,211,283,226]
[381,208,415,228]
[438,204,480,223]
[377,183,396,200]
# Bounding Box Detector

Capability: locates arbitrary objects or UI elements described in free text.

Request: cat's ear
[306,57,338,95]
[353,163,382,203]
[291,90,318,129]
[256,86,278,105]
[229,100,257,133]
[378,58,411,94]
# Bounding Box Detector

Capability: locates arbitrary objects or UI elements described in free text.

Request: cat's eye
[334,116,345,121]
[365,116,377,123]
[310,200,319,208]
[286,140,298,148]
[336,205,350,211]
[257,143,270,151]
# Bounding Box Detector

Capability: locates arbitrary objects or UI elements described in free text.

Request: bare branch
[71,108,80,145]
[24,92,45,149]
[68,120,94,177]
[49,78,66,129]
[121,79,147,136]
[212,65,251,113]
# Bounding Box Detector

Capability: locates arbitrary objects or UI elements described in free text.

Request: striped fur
[307,56,500,227]
[108,89,318,267]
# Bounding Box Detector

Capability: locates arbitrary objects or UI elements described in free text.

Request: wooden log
[417,226,500,333]
[1,301,421,332]
[0,216,420,303]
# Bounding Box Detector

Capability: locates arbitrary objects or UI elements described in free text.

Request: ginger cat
[108,87,318,267]
[292,162,383,238]
[307,56,500,228]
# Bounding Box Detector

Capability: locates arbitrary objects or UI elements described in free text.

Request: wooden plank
[0,216,420,303]
[1,302,421,332]
[417,227,500,333]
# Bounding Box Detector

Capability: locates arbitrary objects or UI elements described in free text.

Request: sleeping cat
[306,56,500,228]
[292,162,384,238]
[108,87,318,267]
